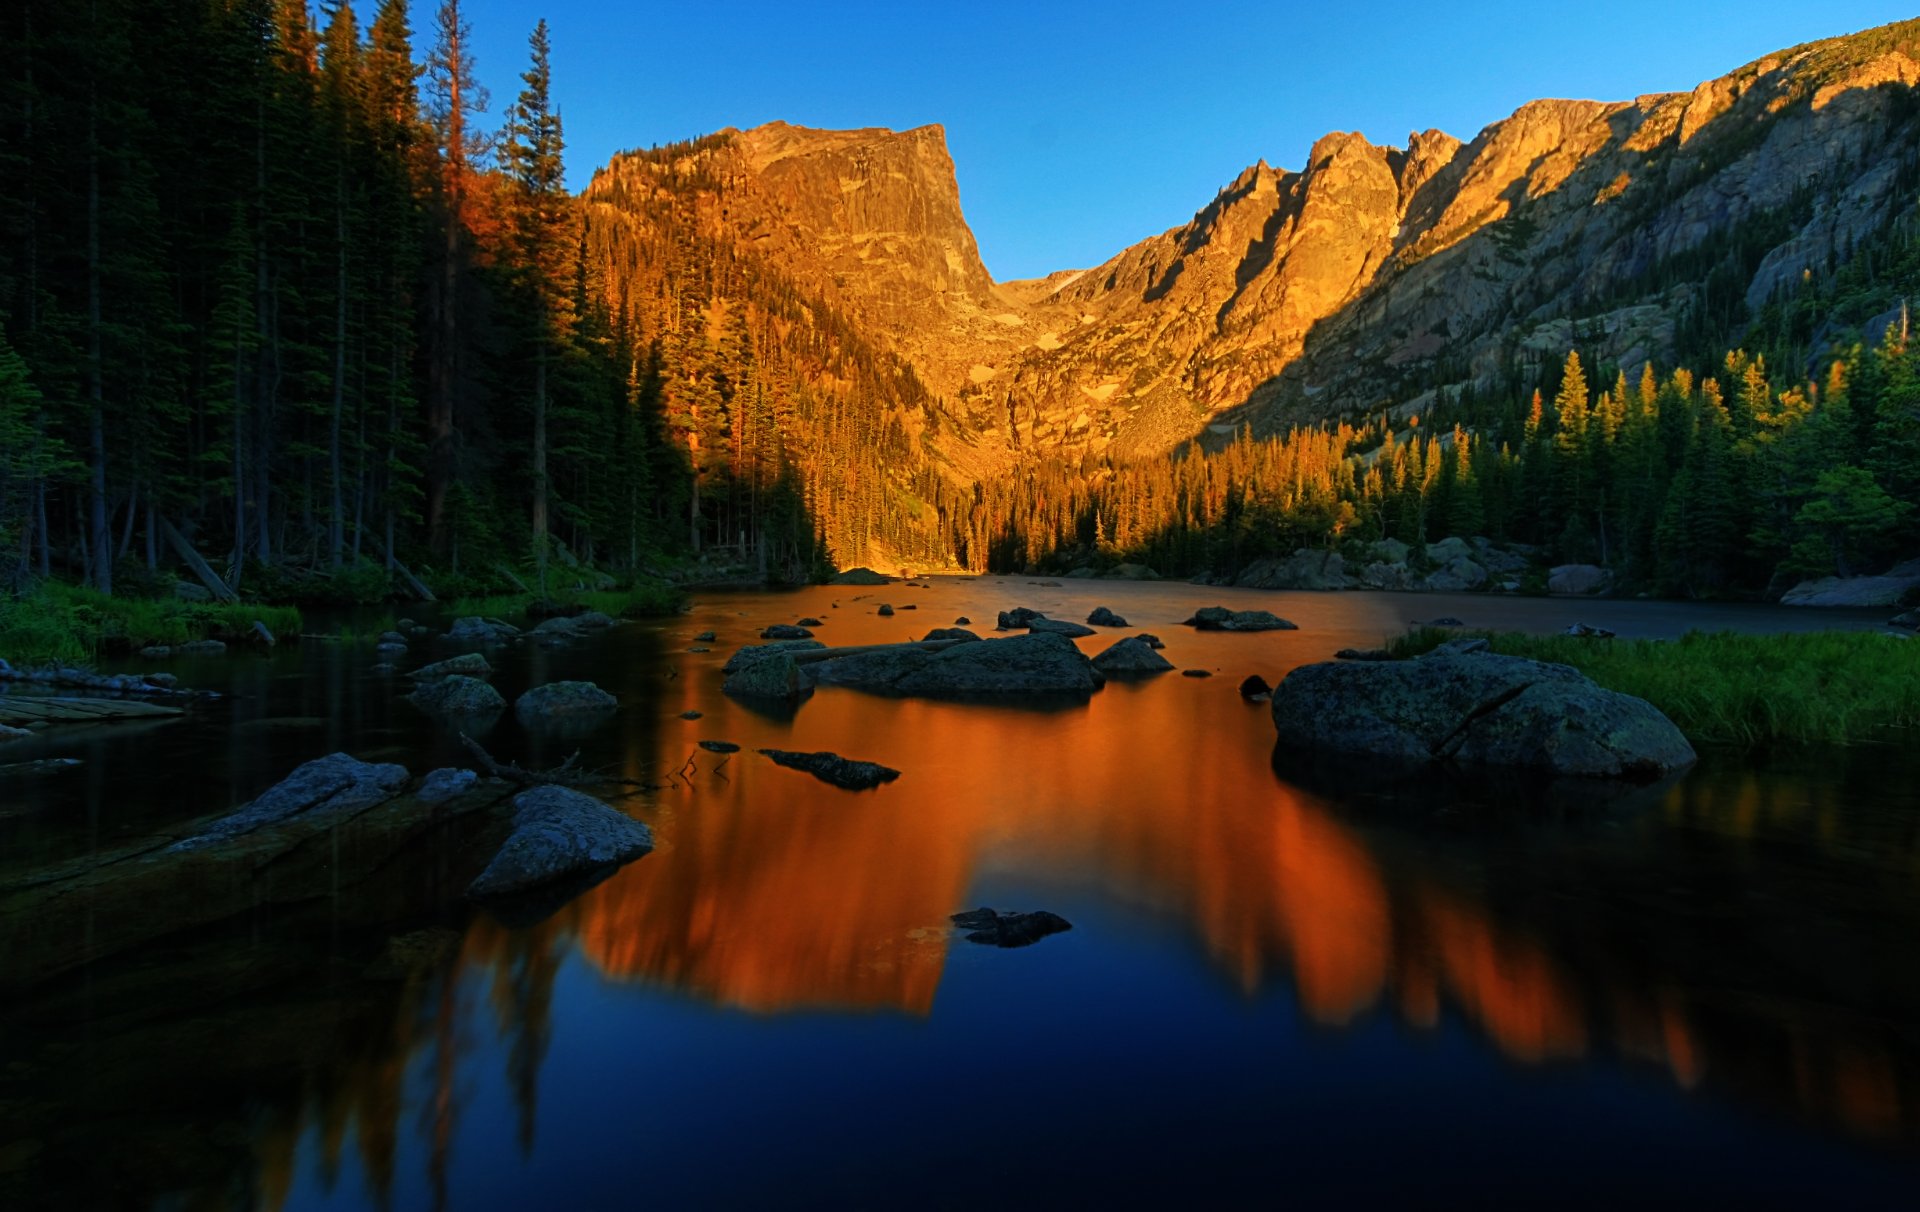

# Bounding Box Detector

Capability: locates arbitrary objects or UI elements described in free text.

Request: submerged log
[0,696,186,725]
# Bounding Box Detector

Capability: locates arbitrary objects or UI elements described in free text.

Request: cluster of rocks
[1219,537,1538,594]
[1781,557,1920,609]
[1184,606,1296,631]
[404,652,616,729]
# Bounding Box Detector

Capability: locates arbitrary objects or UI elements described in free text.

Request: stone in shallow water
[1028,617,1095,638]
[408,675,506,715]
[168,753,410,852]
[698,740,741,753]
[1087,606,1128,627]
[1184,606,1296,632]
[515,681,618,724]
[761,623,814,640]
[1270,643,1695,779]
[950,907,1073,948]
[1091,636,1173,676]
[468,785,654,901]
[410,652,492,681]
[759,748,900,790]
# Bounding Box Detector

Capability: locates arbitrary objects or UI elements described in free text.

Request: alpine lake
[2,578,1917,1209]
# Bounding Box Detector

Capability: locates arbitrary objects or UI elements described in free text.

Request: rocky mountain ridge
[584,19,1920,488]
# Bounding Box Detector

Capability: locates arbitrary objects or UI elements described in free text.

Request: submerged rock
[1270,642,1695,779]
[698,740,741,754]
[693,630,717,642]
[921,627,980,642]
[761,623,814,640]
[447,616,520,644]
[467,785,654,901]
[759,748,900,790]
[1182,669,1213,678]
[1091,636,1174,676]
[408,674,507,715]
[515,681,618,724]
[410,652,492,681]
[1184,606,1297,632]
[797,617,824,627]
[950,907,1073,948]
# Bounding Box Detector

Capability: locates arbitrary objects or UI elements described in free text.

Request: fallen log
[0,696,186,725]
[159,516,240,603]
[370,536,437,602]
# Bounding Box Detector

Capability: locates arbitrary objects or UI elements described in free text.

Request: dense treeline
[961,330,1919,594]
[0,0,840,602]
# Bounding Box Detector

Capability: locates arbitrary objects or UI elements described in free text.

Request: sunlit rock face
[583,23,1920,479]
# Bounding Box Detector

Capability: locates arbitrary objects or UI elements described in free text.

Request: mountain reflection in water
[2,582,1915,1209]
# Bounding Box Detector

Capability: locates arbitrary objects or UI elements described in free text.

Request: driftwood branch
[160,517,239,603]
[458,732,587,786]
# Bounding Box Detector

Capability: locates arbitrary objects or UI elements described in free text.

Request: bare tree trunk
[86,72,111,596]
[533,338,548,597]
[329,169,347,567]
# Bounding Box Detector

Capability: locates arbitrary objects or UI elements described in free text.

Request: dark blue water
[3,581,1916,1210]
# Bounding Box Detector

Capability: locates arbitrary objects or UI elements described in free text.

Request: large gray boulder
[1091,636,1174,676]
[1424,557,1489,592]
[408,674,507,715]
[1548,564,1612,596]
[1270,641,1696,780]
[1781,559,1920,607]
[467,785,653,900]
[168,753,410,852]
[515,681,617,723]
[996,606,1047,630]
[723,650,807,700]
[809,632,1104,697]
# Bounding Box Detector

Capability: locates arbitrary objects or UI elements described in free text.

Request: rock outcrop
[1781,558,1920,606]
[408,674,507,716]
[806,632,1105,697]
[1270,641,1696,779]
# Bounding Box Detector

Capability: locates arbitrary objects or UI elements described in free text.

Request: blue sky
[429,1,1917,281]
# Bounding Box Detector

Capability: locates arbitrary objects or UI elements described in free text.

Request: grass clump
[1386,627,1920,748]
[0,582,303,663]
[447,579,683,623]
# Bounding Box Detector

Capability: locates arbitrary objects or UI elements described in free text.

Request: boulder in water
[809,632,1104,698]
[410,652,492,681]
[760,623,814,640]
[1091,636,1173,676]
[950,907,1073,948]
[1086,606,1128,627]
[515,681,618,724]
[1270,642,1695,779]
[408,675,507,715]
[467,785,654,902]
[996,606,1047,630]
[1239,675,1272,700]
[1028,617,1095,638]
[1184,606,1297,632]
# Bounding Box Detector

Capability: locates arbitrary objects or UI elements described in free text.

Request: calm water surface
[3,581,1917,1209]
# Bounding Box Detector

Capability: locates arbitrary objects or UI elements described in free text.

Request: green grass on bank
[0,583,303,664]
[446,580,683,623]
[1387,627,1920,748]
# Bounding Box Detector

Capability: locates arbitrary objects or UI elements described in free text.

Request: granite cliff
[582,18,1920,523]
